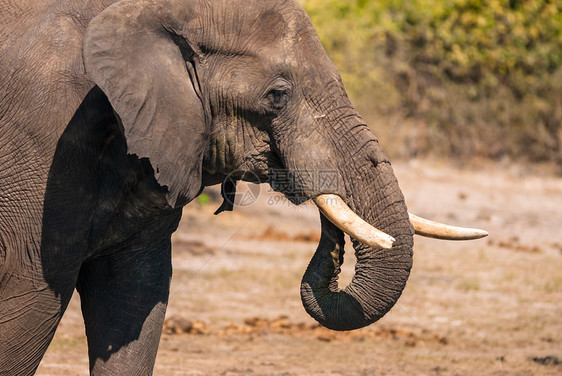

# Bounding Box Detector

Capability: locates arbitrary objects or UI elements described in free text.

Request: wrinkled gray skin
[0,0,414,374]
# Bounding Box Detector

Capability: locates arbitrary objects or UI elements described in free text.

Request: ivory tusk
[314,194,395,250]
[409,213,489,240]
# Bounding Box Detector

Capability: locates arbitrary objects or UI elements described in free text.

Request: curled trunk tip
[300,212,413,331]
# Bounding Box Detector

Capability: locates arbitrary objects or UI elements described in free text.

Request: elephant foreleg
[76,239,172,375]
[0,272,76,375]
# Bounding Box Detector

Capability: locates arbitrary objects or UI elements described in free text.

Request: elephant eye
[266,89,289,111]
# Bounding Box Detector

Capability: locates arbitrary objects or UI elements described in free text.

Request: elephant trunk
[300,128,414,331]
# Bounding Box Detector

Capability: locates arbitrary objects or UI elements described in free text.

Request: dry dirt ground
[36,161,562,375]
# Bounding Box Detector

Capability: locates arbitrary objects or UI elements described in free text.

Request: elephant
[0,0,487,374]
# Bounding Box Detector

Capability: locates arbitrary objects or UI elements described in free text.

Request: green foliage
[197,193,210,205]
[301,0,562,165]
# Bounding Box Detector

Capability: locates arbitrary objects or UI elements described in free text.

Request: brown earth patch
[487,236,543,254]
[163,315,448,347]
[245,226,321,243]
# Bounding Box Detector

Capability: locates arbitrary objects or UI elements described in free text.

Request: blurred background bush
[300,0,562,168]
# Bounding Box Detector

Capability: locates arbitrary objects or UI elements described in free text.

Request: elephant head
[83,0,486,330]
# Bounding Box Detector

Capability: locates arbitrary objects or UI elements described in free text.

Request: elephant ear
[83,0,206,208]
